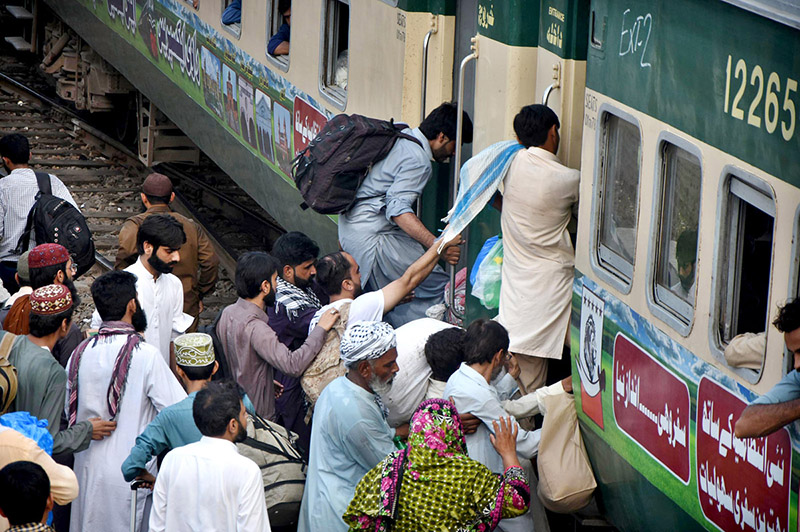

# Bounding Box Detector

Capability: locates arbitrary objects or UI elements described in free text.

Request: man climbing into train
[115,173,219,332]
[735,298,800,438]
[338,102,472,327]
[494,104,580,396]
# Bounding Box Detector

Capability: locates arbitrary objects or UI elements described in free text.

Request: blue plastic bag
[0,411,53,455]
[470,235,500,286]
[471,237,503,310]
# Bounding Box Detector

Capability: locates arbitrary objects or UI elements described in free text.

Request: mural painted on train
[571,273,796,532]
[80,0,332,184]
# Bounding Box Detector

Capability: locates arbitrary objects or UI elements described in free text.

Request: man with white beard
[298,321,406,532]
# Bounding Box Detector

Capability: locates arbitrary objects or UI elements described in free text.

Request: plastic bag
[537,393,596,512]
[471,236,503,309]
[0,411,53,455]
[470,235,500,286]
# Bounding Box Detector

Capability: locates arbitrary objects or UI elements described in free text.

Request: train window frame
[264,0,290,72]
[318,0,349,110]
[220,0,242,39]
[589,105,643,295]
[709,167,776,383]
[377,0,398,5]
[645,133,703,337]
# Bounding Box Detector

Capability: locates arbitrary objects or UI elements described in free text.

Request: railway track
[0,58,285,327]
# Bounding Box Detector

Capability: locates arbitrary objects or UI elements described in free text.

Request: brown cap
[142,173,173,197]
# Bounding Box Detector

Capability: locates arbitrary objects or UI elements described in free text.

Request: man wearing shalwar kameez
[298,321,406,532]
[338,103,471,327]
[67,271,185,532]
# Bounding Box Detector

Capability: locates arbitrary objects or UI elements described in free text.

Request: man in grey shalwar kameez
[338,103,473,327]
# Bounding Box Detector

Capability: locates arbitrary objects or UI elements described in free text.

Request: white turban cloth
[340,321,397,368]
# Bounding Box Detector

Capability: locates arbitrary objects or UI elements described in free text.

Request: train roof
[724,0,800,29]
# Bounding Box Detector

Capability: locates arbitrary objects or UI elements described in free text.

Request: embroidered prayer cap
[30,284,73,315]
[142,173,173,197]
[174,332,215,367]
[16,251,30,284]
[340,321,397,368]
[28,243,70,269]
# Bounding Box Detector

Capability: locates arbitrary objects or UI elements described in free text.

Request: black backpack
[15,172,95,277]
[292,114,422,215]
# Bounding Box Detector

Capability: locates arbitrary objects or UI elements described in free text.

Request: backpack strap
[0,332,18,359]
[34,171,53,196]
[14,173,53,255]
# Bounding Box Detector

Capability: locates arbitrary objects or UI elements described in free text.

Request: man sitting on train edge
[734,298,800,438]
[337,102,472,328]
[268,0,291,56]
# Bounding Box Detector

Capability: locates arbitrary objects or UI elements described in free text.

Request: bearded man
[217,252,339,421]
[298,321,408,532]
[3,243,84,366]
[67,270,186,532]
[149,380,269,532]
[92,214,194,371]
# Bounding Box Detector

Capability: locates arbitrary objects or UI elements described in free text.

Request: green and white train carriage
[35,0,800,529]
[571,1,800,531]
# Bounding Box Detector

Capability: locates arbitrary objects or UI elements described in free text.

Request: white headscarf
[340,321,397,368]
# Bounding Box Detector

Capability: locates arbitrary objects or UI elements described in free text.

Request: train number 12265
[723,54,797,142]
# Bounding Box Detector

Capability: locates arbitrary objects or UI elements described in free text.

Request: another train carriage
[571,1,800,530]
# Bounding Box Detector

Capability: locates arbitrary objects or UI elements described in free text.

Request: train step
[4,36,32,52]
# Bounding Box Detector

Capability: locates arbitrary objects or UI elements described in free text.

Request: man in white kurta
[92,216,193,364]
[149,382,270,532]
[68,271,186,532]
[498,104,579,393]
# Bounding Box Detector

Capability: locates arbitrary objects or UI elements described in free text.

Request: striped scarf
[275,277,321,321]
[67,321,143,426]
[438,141,523,252]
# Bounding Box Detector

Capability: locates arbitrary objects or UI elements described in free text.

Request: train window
[319,0,349,109]
[717,177,774,350]
[596,113,641,286]
[653,143,701,323]
[265,0,290,71]
[221,0,242,38]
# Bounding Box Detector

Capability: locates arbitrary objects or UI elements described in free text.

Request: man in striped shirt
[0,133,78,293]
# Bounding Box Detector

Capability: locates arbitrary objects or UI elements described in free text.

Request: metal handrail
[448,38,478,320]
[542,83,557,106]
[417,24,437,218]
[420,26,437,123]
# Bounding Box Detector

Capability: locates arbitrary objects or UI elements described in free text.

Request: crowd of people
[0,102,580,532]
[2,94,794,532]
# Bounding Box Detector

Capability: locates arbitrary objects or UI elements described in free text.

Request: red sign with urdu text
[613,333,690,483]
[696,378,790,532]
[293,96,327,157]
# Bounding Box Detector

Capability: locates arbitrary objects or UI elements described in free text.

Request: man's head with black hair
[137,214,186,275]
[513,104,561,151]
[315,251,361,299]
[0,461,52,526]
[234,252,280,308]
[271,231,319,289]
[193,380,247,442]
[91,270,148,332]
[464,319,510,382]
[774,299,800,371]
[424,327,466,382]
[278,0,291,19]
[0,133,30,170]
[419,102,473,163]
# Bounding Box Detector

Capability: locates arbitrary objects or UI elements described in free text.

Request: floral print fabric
[343,398,530,531]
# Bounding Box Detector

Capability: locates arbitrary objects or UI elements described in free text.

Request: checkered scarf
[274,277,321,321]
[67,321,143,426]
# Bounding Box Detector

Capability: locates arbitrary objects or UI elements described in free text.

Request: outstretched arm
[381,234,461,313]
[735,400,800,438]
